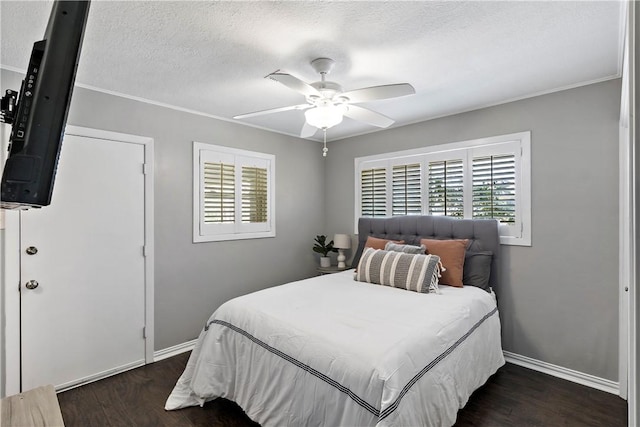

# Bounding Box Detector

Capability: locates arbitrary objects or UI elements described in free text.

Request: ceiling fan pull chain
[323,129,328,157]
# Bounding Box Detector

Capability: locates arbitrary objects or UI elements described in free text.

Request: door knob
[25,280,39,290]
[26,246,38,255]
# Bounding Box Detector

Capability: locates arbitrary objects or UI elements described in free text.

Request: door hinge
[142,245,147,257]
[143,326,146,339]
[142,163,149,175]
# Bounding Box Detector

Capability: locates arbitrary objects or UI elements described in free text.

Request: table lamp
[333,234,351,269]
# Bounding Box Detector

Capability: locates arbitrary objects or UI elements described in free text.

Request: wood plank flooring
[57,352,627,427]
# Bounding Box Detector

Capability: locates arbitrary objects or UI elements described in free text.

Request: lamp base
[337,249,346,269]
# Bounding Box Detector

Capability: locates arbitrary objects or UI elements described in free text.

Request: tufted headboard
[352,215,501,293]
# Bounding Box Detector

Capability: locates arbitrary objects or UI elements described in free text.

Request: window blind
[241,166,268,223]
[203,162,235,224]
[428,159,464,217]
[361,167,387,217]
[472,154,516,223]
[392,163,421,216]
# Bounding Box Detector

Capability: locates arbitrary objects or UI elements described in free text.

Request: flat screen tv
[0,0,90,209]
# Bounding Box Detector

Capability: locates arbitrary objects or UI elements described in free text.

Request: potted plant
[313,235,337,268]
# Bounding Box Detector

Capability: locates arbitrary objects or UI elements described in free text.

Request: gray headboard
[353,215,501,293]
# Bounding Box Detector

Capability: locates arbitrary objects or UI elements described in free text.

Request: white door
[20,133,147,391]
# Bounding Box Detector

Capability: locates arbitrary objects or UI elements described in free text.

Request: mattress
[166,270,505,426]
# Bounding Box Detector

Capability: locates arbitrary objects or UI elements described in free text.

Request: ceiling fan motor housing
[308,81,344,104]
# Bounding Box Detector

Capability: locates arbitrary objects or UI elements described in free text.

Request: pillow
[384,242,426,254]
[355,247,442,294]
[365,236,404,250]
[353,236,406,271]
[463,251,493,291]
[420,239,469,287]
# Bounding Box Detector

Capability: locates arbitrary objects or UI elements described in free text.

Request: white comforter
[166,270,504,427]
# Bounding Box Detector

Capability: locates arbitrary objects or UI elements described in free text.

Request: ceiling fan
[233,58,416,138]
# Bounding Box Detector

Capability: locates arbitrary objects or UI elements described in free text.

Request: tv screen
[0,0,90,209]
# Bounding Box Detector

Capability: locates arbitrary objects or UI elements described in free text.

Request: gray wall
[0,67,622,381]
[1,68,326,351]
[325,79,621,381]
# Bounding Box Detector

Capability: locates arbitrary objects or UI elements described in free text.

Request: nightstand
[317,266,347,275]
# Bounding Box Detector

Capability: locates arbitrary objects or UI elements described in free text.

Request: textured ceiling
[0,1,624,141]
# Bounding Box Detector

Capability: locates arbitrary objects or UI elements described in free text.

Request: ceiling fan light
[305,105,343,129]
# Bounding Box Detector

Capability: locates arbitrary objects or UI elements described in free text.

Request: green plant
[313,235,338,257]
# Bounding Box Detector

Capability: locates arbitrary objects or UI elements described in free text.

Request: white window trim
[354,131,531,246]
[193,142,275,243]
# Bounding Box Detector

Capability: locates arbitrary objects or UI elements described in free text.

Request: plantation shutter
[472,154,516,223]
[241,165,268,223]
[428,159,464,217]
[392,163,421,216]
[195,142,275,242]
[354,132,529,244]
[361,167,387,217]
[203,162,235,224]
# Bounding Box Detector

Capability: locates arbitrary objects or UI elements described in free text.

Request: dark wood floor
[57,352,627,427]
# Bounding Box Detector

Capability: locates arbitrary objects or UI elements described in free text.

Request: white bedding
[166,270,505,426]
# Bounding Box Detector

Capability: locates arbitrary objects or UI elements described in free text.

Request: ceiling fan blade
[266,71,321,98]
[341,83,415,103]
[344,105,395,128]
[233,104,312,120]
[300,122,317,138]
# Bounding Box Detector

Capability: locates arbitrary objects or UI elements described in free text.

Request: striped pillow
[355,248,442,294]
[384,242,426,254]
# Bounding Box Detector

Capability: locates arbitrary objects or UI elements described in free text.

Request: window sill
[194,230,276,243]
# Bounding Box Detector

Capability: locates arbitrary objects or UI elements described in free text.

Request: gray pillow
[384,242,426,254]
[463,251,493,291]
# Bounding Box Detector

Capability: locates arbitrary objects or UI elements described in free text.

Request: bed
[166,215,505,426]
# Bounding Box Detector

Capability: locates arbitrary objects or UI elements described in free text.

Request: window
[242,166,268,223]
[203,161,235,224]
[194,142,275,242]
[472,154,516,224]
[428,159,463,217]
[355,132,531,246]
[360,166,386,217]
[392,163,421,216]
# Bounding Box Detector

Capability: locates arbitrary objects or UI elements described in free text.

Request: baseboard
[154,339,197,362]
[503,351,620,395]
[56,359,145,393]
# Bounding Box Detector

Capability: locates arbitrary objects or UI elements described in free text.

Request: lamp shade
[305,105,343,129]
[333,234,351,249]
